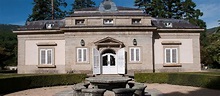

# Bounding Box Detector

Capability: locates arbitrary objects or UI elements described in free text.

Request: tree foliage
[201,20,220,68]
[202,33,220,68]
[134,0,206,28]
[70,0,95,13]
[217,20,220,33]
[27,0,67,21]
[0,24,18,69]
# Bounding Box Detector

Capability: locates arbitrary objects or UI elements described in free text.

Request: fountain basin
[86,76,132,90]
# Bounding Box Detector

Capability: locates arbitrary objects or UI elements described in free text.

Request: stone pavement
[53,88,164,96]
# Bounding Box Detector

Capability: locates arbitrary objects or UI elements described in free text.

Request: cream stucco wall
[153,32,201,72]
[25,40,65,65]
[154,39,193,64]
[16,33,67,74]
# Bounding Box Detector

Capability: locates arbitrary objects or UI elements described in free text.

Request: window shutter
[136,48,140,61]
[41,50,46,64]
[93,48,100,74]
[117,48,125,74]
[83,49,87,62]
[47,50,52,64]
[131,48,134,61]
[165,49,171,63]
[78,49,82,62]
[172,49,177,63]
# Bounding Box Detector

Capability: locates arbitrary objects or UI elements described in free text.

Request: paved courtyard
[5,83,220,96]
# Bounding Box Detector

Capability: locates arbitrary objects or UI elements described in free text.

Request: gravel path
[5,86,72,96]
[147,83,220,96]
[5,83,220,96]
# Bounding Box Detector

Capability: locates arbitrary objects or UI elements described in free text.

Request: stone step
[86,74,135,79]
[96,74,123,77]
[123,73,134,79]
[87,74,96,77]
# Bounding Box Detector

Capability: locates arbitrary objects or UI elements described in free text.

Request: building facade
[14,0,203,74]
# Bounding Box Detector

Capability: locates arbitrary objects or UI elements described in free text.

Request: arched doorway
[93,37,125,74]
[101,49,117,74]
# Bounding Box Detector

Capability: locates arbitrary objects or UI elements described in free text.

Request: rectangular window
[75,19,85,25]
[103,19,113,25]
[132,19,141,24]
[77,48,88,62]
[165,48,178,64]
[40,49,53,65]
[130,47,141,62]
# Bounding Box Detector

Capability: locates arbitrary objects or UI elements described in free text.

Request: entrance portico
[93,37,125,74]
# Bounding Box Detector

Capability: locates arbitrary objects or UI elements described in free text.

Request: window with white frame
[132,19,141,24]
[130,47,140,62]
[77,48,88,62]
[103,19,113,25]
[40,49,53,65]
[165,48,178,64]
[75,19,85,25]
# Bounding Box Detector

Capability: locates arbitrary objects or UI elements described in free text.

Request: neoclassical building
[14,0,203,74]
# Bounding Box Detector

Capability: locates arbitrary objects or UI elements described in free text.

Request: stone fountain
[72,75,150,96]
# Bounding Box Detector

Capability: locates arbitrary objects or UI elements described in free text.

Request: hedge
[0,74,87,94]
[0,70,17,73]
[135,73,220,90]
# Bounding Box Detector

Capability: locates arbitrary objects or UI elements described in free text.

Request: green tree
[201,21,220,68]
[0,24,18,69]
[181,0,206,28]
[135,0,165,18]
[217,20,220,32]
[71,0,95,13]
[203,33,220,68]
[0,47,10,69]
[163,0,183,19]
[27,0,67,21]
[134,0,206,28]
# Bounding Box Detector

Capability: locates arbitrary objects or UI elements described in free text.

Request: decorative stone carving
[99,0,118,13]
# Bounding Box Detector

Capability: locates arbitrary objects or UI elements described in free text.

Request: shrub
[134,73,168,83]
[0,70,17,73]
[0,74,87,94]
[134,73,220,90]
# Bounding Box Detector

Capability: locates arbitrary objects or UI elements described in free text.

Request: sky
[0,0,219,29]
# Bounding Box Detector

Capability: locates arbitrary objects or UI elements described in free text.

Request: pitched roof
[151,18,200,29]
[17,20,65,30]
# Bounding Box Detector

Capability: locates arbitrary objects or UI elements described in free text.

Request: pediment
[94,37,123,46]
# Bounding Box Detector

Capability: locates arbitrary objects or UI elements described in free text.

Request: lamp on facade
[81,39,85,46]
[133,39,137,46]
